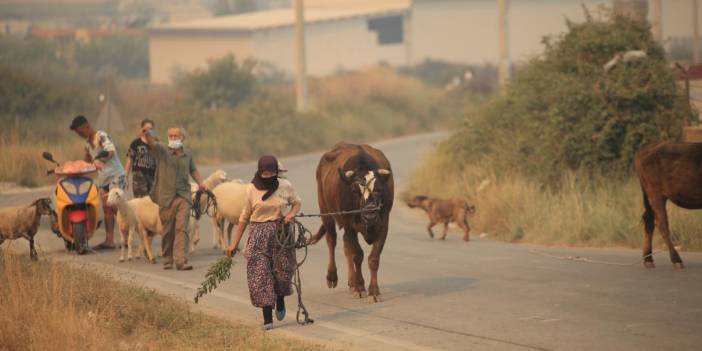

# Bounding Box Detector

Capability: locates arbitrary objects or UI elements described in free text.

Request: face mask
[168,138,183,149]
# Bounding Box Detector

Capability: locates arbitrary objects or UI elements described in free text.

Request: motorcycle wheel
[72,222,88,255]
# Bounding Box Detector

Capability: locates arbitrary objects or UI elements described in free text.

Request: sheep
[208,179,248,251]
[0,198,56,261]
[131,196,163,264]
[106,187,142,262]
[188,169,228,253]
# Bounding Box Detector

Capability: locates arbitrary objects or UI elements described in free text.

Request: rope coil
[192,189,218,220]
[276,219,314,325]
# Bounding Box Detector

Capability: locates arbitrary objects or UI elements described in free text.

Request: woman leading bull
[226,155,301,330]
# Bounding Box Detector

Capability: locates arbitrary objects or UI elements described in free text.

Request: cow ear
[338,168,354,183]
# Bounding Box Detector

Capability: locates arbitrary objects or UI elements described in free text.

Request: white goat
[188,169,228,253]
[0,198,55,261]
[106,188,141,262]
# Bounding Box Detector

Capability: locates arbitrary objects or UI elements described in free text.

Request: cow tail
[308,224,327,245]
[641,187,655,235]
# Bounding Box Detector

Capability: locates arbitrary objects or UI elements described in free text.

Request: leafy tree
[176,54,257,109]
[446,11,694,185]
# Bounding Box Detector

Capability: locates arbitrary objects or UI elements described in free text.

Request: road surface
[2,132,701,351]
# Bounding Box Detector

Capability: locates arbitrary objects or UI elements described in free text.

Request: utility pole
[404,5,413,66]
[650,0,662,42]
[694,0,700,64]
[497,0,510,94]
[294,0,309,112]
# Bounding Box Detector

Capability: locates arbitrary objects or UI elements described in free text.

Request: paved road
[2,132,702,351]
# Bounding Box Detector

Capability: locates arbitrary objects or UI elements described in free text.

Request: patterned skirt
[245,221,296,308]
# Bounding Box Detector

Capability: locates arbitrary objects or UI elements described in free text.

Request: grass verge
[0,252,331,351]
[405,150,702,251]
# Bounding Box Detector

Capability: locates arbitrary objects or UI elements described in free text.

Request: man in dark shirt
[125,119,157,198]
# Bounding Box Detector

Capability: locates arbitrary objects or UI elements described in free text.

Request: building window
[367,15,403,45]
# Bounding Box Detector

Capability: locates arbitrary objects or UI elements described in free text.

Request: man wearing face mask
[142,126,207,270]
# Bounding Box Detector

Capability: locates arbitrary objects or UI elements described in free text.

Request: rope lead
[277,219,314,325]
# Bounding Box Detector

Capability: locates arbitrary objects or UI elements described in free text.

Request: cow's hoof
[673,262,685,271]
[128,257,132,262]
[326,271,338,288]
[149,258,156,264]
[439,237,446,241]
[119,258,125,263]
[351,290,367,299]
[643,261,655,269]
[463,237,470,242]
[367,294,382,304]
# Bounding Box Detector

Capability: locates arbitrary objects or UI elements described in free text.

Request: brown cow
[634,141,702,270]
[406,195,475,241]
[308,142,393,302]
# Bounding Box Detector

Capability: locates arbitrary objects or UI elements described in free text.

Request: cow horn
[378,169,391,175]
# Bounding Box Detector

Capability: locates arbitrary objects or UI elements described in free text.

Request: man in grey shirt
[70,115,125,250]
[142,126,207,270]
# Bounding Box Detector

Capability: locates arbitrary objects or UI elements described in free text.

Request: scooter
[42,150,108,254]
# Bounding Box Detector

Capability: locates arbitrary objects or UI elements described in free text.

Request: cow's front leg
[367,226,388,303]
[344,229,365,298]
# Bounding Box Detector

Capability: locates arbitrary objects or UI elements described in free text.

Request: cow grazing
[406,195,475,241]
[634,141,702,270]
[308,142,394,302]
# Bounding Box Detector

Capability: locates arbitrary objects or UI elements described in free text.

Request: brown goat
[406,195,475,241]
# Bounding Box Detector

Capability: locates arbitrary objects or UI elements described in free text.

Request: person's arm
[189,157,207,191]
[97,132,116,161]
[226,221,248,257]
[284,181,302,223]
[226,187,253,256]
[124,158,133,190]
[190,169,207,191]
[141,127,156,147]
[284,201,301,224]
[125,158,133,177]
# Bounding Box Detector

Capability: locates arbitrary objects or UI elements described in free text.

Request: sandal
[92,242,116,250]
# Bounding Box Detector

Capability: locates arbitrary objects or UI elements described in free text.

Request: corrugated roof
[150,2,409,34]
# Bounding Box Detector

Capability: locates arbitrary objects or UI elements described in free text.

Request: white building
[148,0,701,84]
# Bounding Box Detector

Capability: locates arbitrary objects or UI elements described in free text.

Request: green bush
[447,12,694,185]
[176,54,257,109]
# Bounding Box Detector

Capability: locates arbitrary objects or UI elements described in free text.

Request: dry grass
[1,66,461,188]
[0,252,330,351]
[0,131,84,188]
[405,151,702,251]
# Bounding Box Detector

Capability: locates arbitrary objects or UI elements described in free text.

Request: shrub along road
[1,132,701,351]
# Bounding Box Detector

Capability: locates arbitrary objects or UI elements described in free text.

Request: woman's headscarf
[251,155,279,201]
